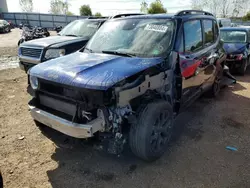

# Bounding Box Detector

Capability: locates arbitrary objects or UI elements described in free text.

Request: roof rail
[175,10,214,17]
[109,13,145,19]
[87,16,108,19]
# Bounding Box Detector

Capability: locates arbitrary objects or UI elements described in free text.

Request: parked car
[27,10,235,161]
[18,26,50,46]
[217,18,232,27]
[0,19,11,33]
[18,18,107,73]
[231,23,238,27]
[220,27,250,75]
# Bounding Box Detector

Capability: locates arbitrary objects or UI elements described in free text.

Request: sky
[6,0,191,16]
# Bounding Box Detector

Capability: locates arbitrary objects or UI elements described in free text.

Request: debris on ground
[9,170,13,174]
[7,95,15,99]
[226,146,238,151]
[18,135,25,140]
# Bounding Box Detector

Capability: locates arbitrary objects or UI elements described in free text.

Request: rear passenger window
[184,20,203,53]
[203,20,214,45]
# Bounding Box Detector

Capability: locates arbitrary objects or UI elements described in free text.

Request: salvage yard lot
[1,30,250,188]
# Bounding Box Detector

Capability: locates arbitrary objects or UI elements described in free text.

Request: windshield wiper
[65,34,78,37]
[102,50,135,57]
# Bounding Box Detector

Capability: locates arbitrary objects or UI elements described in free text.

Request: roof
[220,27,250,31]
[110,14,215,21]
[107,10,215,21]
[77,18,107,22]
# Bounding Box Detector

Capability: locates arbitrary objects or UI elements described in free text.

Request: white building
[0,0,8,13]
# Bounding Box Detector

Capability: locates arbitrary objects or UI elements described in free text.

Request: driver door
[179,19,205,103]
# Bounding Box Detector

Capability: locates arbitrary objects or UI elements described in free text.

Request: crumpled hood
[20,36,86,48]
[30,52,163,90]
[223,43,247,54]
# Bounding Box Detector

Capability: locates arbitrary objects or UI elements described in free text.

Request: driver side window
[184,20,203,53]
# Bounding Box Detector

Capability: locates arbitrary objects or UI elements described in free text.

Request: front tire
[129,100,174,161]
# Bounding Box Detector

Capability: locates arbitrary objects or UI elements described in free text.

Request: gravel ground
[1,68,250,188]
[0,31,250,188]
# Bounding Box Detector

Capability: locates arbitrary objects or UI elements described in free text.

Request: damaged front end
[28,64,172,155]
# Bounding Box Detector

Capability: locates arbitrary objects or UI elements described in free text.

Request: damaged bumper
[29,105,104,138]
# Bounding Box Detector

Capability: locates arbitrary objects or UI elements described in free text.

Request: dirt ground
[1,30,250,188]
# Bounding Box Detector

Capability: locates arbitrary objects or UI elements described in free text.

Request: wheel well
[128,88,176,112]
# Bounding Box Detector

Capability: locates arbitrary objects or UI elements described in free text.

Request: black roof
[107,10,215,21]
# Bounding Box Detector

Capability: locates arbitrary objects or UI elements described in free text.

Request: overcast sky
[7,0,191,16]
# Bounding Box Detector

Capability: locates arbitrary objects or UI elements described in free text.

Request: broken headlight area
[30,79,134,154]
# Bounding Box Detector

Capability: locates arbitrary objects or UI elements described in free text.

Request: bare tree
[192,0,250,17]
[232,0,250,17]
[50,0,69,15]
[19,0,33,12]
[219,0,230,17]
[191,0,204,10]
[140,1,148,13]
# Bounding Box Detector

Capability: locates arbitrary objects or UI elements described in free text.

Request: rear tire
[239,59,247,75]
[205,63,223,98]
[129,100,174,161]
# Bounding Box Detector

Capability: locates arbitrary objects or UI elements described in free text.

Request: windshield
[220,30,247,43]
[85,18,175,58]
[59,20,101,38]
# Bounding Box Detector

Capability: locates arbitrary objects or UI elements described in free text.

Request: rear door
[198,19,219,90]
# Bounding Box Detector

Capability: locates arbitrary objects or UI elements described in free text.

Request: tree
[242,12,250,21]
[232,0,249,17]
[19,0,33,12]
[191,0,204,10]
[67,11,74,16]
[50,0,69,15]
[148,0,167,14]
[79,5,92,16]
[190,0,250,17]
[219,0,230,17]
[140,0,148,13]
[94,12,102,17]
